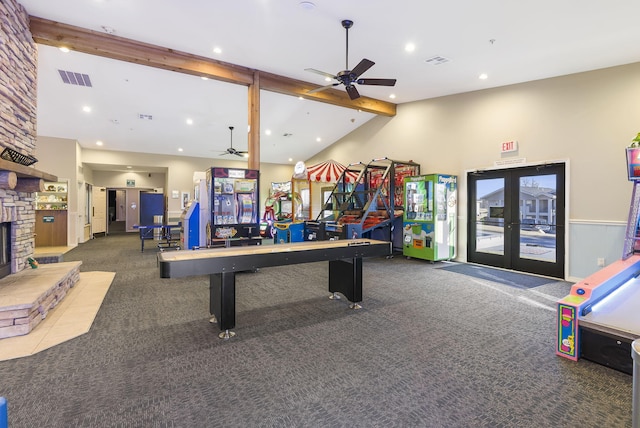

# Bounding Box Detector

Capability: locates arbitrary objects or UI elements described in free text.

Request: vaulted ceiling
[17,0,640,169]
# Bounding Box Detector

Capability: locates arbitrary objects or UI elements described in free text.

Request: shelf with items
[36,181,68,210]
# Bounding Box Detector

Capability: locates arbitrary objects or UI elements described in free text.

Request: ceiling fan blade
[356,78,397,86]
[350,58,374,79]
[304,68,337,80]
[345,85,360,100]
[307,83,340,94]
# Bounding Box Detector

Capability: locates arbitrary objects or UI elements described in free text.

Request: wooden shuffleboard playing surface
[158,238,391,278]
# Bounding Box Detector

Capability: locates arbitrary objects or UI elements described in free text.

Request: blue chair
[0,397,7,428]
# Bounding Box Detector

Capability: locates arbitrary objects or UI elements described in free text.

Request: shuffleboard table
[158,238,391,338]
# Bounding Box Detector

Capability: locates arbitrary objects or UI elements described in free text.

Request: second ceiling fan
[305,19,396,100]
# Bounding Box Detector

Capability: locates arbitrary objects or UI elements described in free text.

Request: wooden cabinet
[35,181,68,246]
[35,210,68,246]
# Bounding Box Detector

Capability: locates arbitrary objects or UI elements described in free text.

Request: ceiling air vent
[58,70,92,87]
[138,114,153,120]
[424,56,450,66]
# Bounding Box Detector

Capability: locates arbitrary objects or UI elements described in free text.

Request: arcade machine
[193,171,209,247]
[180,201,199,250]
[314,158,420,251]
[260,182,292,238]
[556,146,640,374]
[402,174,457,261]
[206,167,261,247]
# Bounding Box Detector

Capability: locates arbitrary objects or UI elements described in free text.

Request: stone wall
[0,0,39,273]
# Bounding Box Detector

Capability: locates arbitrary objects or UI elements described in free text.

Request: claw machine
[402,174,457,261]
[206,167,261,246]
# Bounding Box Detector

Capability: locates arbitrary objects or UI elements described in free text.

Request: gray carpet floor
[0,234,633,427]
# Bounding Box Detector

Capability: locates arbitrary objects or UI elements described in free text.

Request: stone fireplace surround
[0,0,81,338]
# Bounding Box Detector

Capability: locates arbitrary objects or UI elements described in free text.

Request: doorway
[467,163,566,278]
[107,189,127,234]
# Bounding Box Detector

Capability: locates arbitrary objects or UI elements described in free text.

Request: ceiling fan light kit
[305,19,396,100]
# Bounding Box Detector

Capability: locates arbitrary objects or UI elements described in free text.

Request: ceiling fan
[305,19,396,100]
[220,126,248,157]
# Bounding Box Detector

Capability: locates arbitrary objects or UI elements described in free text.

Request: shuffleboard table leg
[328,257,363,308]
[210,272,237,339]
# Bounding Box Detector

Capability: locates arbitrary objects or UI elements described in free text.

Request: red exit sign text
[501,141,518,153]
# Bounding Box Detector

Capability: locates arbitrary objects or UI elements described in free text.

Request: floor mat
[437,263,555,288]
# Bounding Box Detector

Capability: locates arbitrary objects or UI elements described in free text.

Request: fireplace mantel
[0,159,57,181]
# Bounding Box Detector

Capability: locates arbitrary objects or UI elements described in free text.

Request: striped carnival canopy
[306,159,358,183]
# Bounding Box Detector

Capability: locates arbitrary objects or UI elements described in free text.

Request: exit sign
[501,140,518,153]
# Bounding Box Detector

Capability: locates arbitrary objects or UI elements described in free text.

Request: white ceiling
[17,0,640,169]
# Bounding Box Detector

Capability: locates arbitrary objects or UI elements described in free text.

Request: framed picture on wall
[181,191,190,210]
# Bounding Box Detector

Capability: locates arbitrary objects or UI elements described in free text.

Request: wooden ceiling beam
[259,71,396,117]
[28,16,397,117]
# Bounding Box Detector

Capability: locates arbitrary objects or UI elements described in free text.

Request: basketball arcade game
[309,158,420,250]
[556,147,640,373]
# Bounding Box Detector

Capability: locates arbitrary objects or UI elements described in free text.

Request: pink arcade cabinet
[556,147,640,373]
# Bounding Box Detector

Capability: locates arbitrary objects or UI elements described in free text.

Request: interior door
[92,186,107,234]
[467,163,565,278]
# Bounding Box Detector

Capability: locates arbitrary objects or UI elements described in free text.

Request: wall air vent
[424,56,450,65]
[58,70,92,87]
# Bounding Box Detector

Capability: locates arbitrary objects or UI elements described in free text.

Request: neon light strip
[589,276,638,313]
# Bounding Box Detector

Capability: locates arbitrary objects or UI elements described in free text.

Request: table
[136,224,181,252]
[158,238,391,338]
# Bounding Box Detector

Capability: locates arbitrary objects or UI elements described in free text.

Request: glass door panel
[476,178,505,256]
[518,174,557,263]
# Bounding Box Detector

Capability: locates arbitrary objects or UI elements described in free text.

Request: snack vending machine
[402,174,457,261]
[206,167,260,244]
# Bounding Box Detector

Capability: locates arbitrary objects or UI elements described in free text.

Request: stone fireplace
[0,0,50,274]
[0,0,82,339]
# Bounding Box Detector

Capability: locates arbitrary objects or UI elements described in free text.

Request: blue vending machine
[180,201,200,250]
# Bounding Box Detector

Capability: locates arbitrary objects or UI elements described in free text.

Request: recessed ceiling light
[201,76,209,80]
[59,47,70,53]
[389,94,396,99]
[213,47,222,54]
[126,166,132,169]
[288,158,293,162]
[479,73,488,80]
[186,118,193,125]
[405,43,416,52]
[178,148,183,152]
[316,137,321,142]
[265,129,272,136]
[96,141,103,146]
[299,1,316,10]
[82,106,91,113]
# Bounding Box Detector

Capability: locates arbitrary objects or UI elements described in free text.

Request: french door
[467,163,565,278]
